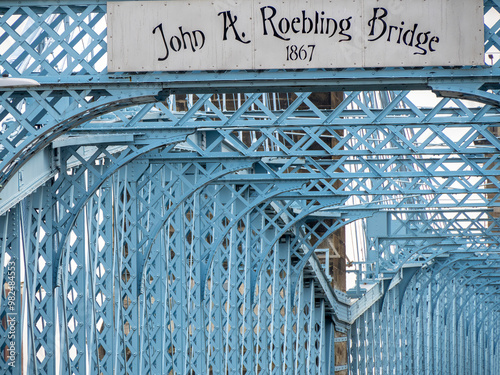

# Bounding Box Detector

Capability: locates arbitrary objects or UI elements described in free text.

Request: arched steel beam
[404,253,500,311]
[456,275,500,324]
[400,259,500,330]
[373,242,460,311]
[394,250,500,313]
[475,297,500,338]
[198,191,340,293]
[247,198,346,304]
[0,91,213,187]
[369,210,500,291]
[198,185,316,297]
[286,214,372,302]
[136,160,257,293]
[54,136,190,285]
[430,254,500,315]
[431,85,500,107]
[140,179,309,299]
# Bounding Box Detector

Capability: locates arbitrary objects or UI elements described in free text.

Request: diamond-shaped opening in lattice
[96,317,105,333]
[37,254,47,273]
[238,282,245,296]
[304,322,309,333]
[35,286,46,303]
[69,231,78,247]
[2,282,11,298]
[36,344,46,363]
[68,258,78,275]
[185,208,193,221]
[0,343,7,359]
[35,316,45,333]
[125,345,132,361]
[167,344,176,355]
[238,302,245,316]
[185,230,193,245]
[279,270,286,280]
[123,295,132,309]
[69,344,78,361]
[123,321,131,336]
[221,216,230,227]
[0,32,15,51]
[222,322,232,334]
[205,233,213,244]
[303,305,310,316]
[96,207,105,226]
[279,287,286,298]
[121,268,131,283]
[96,262,106,279]
[3,253,11,266]
[98,344,106,361]
[0,312,7,330]
[204,208,214,220]
[277,324,284,335]
[206,321,214,333]
[237,219,245,233]
[280,306,286,317]
[240,325,246,335]
[253,324,259,334]
[486,46,500,67]
[485,7,500,29]
[96,291,106,306]
[68,316,78,333]
[165,319,174,332]
[98,235,106,252]
[37,225,46,241]
[170,248,175,260]
[267,285,273,296]
[67,287,78,304]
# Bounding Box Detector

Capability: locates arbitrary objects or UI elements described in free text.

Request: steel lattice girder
[1,0,500,375]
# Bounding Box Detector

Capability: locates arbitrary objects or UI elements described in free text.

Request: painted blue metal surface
[0,0,499,374]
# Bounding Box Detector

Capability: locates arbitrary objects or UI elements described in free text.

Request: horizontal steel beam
[0,147,55,215]
[2,67,500,96]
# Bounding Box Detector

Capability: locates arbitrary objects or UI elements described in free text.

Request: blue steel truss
[1,1,500,374]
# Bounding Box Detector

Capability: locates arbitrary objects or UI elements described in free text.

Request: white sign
[107,0,484,72]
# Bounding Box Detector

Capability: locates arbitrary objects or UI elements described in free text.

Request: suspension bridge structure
[1,1,500,374]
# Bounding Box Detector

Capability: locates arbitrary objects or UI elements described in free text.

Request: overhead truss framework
[0,1,500,374]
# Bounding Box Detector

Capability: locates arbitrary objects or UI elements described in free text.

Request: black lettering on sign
[367,7,388,41]
[153,23,205,61]
[218,11,251,44]
[286,44,316,62]
[260,6,352,41]
[367,7,440,55]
